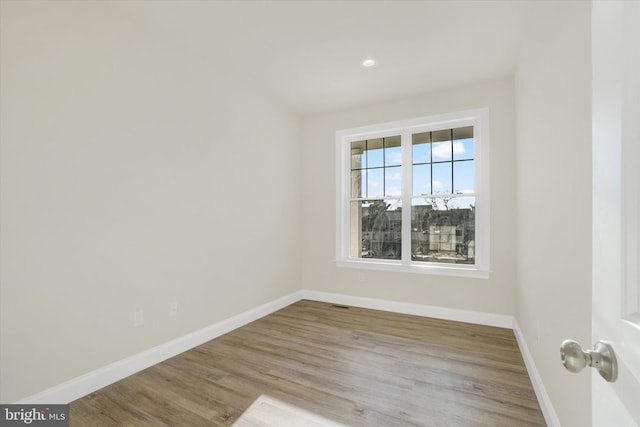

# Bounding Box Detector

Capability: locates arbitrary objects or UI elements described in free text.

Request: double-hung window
[336,109,490,278]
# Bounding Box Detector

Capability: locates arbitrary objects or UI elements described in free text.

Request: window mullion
[450,128,454,193]
[401,131,412,265]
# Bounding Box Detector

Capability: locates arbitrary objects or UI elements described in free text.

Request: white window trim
[335,108,491,278]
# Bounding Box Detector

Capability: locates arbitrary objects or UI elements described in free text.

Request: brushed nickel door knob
[560,339,618,382]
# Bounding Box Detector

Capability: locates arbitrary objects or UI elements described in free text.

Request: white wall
[300,77,517,316]
[515,2,592,426]
[0,1,301,403]
[1,3,596,422]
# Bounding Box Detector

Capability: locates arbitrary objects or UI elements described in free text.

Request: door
[592,1,640,425]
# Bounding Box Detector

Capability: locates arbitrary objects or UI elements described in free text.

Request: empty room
[1,0,638,426]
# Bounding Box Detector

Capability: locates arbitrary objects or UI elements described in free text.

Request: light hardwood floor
[70,300,546,426]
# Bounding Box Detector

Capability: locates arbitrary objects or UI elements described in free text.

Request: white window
[336,109,490,278]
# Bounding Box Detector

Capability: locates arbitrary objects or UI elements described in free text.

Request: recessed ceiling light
[361,58,377,68]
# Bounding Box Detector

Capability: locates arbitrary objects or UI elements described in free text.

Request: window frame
[335,108,491,278]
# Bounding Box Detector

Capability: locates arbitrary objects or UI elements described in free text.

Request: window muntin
[337,109,490,277]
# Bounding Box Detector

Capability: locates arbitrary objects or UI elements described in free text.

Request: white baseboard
[17,291,303,404]
[513,320,561,427]
[300,289,514,328]
[17,288,559,427]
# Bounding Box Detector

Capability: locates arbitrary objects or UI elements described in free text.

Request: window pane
[452,126,473,141]
[351,169,365,198]
[412,132,431,164]
[411,197,475,264]
[349,200,363,258]
[367,168,384,198]
[432,129,451,143]
[454,160,474,194]
[413,164,431,195]
[385,166,402,196]
[366,138,384,168]
[412,131,431,144]
[384,135,402,167]
[412,142,430,164]
[453,137,474,161]
[432,162,452,193]
[351,200,402,260]
[351,140,367,169]
[432,140,452,161]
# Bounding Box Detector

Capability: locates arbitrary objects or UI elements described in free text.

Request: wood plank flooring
[70,300,546,426]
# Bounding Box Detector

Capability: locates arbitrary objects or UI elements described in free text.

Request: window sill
[336,259,491,279]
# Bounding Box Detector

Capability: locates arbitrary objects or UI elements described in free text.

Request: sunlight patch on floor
[232,395,346,427]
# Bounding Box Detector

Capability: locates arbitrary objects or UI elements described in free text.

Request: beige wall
[515,2,592,426]
[300,77,517,315]
[0,2,301,402]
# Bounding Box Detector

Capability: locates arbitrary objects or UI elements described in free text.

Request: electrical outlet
[170,301,178,317]
[133,310,144,327]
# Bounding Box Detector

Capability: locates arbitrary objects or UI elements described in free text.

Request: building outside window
[336,109,490,278]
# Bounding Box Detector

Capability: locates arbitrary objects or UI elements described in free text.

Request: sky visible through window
[353,135,474,211]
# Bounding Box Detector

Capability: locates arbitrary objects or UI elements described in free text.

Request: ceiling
[117,0,530,115]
